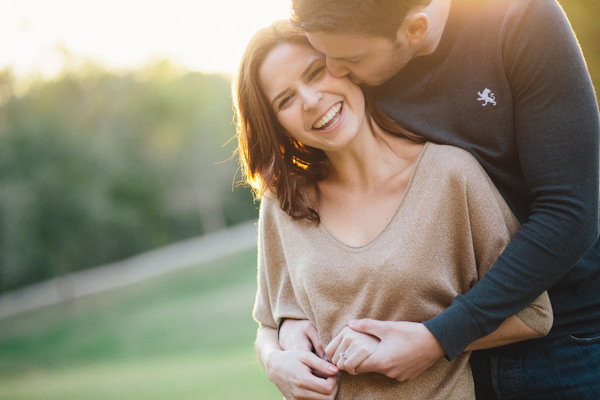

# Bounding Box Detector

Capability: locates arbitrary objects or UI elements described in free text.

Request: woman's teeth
[312,102,342,130]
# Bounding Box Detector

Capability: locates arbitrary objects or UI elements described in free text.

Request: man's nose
[326,58,350,78]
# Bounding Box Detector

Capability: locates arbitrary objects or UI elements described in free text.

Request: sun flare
[0,0,291,79]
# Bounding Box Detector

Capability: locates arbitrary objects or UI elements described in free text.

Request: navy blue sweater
[371,0,600,359]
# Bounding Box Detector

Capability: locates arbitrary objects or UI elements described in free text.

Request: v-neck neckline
[317,142,431,250]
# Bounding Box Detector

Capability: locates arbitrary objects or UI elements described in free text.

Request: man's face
[306,30,414,87]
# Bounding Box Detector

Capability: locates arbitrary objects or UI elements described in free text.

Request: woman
[233,20,552,399]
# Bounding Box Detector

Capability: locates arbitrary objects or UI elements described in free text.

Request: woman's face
[259,42,367,153]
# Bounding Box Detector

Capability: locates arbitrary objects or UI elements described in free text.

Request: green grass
[0,248,282,400]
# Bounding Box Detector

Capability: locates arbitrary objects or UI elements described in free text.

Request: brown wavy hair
[233,20,422,222]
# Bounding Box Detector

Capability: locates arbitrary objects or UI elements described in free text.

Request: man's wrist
[421,323,445,359]
[423,296,484,360]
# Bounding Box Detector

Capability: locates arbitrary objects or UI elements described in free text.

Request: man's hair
[291,0,431,38]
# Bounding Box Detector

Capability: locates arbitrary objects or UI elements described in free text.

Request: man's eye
[309,65,326,80]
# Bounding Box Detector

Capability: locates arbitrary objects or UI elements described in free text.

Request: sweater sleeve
[424,0,599,359]
[466,152,553,337]
[252,196,307,330]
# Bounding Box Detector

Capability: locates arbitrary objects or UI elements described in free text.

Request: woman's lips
[312,102,343,130]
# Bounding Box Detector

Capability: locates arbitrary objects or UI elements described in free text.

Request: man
[280,0,600,398]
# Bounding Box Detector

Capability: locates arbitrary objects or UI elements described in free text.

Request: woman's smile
[312,101,343,130]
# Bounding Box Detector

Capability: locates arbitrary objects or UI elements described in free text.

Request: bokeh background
[0,1,598,399]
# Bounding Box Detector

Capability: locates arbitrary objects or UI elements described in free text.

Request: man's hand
[279,319,326,359]
[347,319,445,382]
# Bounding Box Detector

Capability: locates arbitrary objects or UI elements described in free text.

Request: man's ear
[401,12,428,45]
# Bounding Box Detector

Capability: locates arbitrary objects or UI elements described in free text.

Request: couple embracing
[234,1,600,399]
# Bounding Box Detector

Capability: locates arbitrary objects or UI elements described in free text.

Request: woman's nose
[301,88,323,111]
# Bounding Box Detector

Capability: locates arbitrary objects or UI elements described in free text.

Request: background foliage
[560,0,600,95]
[0,61,256,293]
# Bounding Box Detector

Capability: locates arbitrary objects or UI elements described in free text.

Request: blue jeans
[470,333,600,399]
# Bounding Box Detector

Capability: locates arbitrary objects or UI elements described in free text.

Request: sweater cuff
[423,295,484,360]
[277,318,286,342]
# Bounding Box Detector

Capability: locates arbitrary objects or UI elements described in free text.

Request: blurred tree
[0,62,256,292]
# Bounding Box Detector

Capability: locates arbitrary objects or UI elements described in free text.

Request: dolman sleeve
[252,195,308,330]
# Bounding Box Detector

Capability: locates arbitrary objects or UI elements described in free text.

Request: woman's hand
[256,326,338,400]
[279,319,326,359]
[325,326,379,375]
[265,349,339,400]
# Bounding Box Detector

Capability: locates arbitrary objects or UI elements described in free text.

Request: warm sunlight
[0,0,291,78]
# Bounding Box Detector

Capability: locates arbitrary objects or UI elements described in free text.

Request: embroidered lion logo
[477,88,497,107]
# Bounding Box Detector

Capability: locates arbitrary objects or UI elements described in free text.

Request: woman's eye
[278,94,293,110]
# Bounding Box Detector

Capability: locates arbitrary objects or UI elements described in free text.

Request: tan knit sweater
[253,143,552,399]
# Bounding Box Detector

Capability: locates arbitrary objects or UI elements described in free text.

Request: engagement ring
[339,351,348,360]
